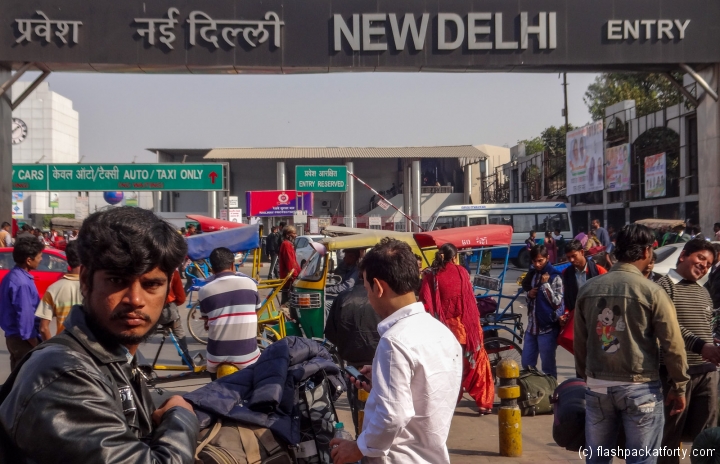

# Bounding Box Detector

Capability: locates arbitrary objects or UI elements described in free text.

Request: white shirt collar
[377,302,426,337]
[668,268,702,286]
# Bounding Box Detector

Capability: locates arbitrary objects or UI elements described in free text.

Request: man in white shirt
[330,238,463,464]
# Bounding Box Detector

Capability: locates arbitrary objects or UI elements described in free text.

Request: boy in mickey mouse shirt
[574,224,688,464]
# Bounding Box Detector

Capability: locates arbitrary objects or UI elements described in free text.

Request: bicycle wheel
[257,336,273,351]
[483,337,522,382]
[187,301,208,345]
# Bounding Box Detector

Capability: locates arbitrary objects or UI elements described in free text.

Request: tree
[584,73,684,121]
[519,125,575,158]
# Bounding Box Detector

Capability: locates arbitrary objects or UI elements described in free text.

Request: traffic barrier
[497,358,522,457]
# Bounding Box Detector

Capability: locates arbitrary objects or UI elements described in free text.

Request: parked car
[652,241,720,285]
[0,247,68,297]
[295,235,325,268]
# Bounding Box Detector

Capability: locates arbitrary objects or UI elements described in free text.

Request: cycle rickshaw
[412,225,525,380]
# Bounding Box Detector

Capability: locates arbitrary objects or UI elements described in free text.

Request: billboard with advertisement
[566,121,604,195]
[11,192,24,219]
[604,144,631,192]
[644,153,666,198]
[245,190,314,217]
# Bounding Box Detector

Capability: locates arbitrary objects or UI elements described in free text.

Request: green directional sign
[295,165,348,192]
[11,165,48,191]
[11,164,225,191]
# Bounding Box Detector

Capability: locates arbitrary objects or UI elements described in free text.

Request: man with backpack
[0,207,199,463]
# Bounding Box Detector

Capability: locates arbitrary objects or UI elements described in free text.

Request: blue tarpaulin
[186,224,261,260]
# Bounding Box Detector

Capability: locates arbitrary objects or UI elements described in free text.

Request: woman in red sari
[419,243,495,414]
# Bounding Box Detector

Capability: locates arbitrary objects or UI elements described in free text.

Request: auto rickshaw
[286,229,427,340]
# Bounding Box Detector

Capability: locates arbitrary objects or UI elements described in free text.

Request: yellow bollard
[496,358,522,457]
[216,363,240,379]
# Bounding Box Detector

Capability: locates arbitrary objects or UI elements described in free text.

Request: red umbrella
[186,215,246,233]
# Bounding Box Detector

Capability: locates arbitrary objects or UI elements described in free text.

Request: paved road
[2,263,674,462]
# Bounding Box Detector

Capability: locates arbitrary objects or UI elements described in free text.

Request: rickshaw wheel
[187,301,208,345]
[484,337,522,384]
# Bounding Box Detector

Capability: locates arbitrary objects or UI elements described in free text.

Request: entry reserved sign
[295,166,348,192]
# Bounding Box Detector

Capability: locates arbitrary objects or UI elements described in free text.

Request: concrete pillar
[208,191,217,218]
[168,191,174,212]
[345,161,355,227]
[412,160,422,232]
[696,64,720,235]
[277,161,286,190]
[464,163,473,204]
[0,67,11,225]
[403,161,411,231]
[153,192,161,213]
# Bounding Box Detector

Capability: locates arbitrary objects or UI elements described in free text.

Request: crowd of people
[2,208,720,463]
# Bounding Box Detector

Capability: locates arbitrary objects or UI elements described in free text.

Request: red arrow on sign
[209,171,218,184]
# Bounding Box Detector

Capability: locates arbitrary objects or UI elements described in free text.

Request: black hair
[712,243,720,264]
[12,237,44,265]
[359,238,419,295]
[530,245,548,260]
[681,238,718,264]
[714,223,720,229]
[278,221,287,228]
[1,222,9,228]
[64,240,81,268]
[77,207,187,291]
[431,243,457,272]
[529,230,536,237]
[614,224,655,263]
[578,226,586,233]
[209,247,235,273]
[565,239,585,254]
[545,231,552,238]
[21,224,32,232]
[651,251,657,263]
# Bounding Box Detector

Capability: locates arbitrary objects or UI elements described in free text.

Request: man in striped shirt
[656,239,720,464]
[199,247,261,379]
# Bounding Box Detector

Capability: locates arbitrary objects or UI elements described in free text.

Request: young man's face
[566,250,586,270]
[531,255,548,270]
[591,220,599,230]
[26,252,43,270]
[677,250,714,282]
[81,267,168,346]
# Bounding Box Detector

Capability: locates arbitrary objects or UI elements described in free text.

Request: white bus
[428,202,573,268]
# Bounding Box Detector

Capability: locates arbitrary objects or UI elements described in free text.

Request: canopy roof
[186,214,245,233]
[320,230,421,254]
[634,218,686,230]
[186,224,260,260]
[414,225,514,249]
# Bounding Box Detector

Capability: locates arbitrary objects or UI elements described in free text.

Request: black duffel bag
[551,378,587,451]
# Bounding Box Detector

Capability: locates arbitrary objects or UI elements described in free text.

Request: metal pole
[404,162,412,231]
[464,164,473,204]
[347,171,424,231]
[0,62,33,98]
[680,63,719,102]
[562,73,569,132]
[345,161,355,227]
[412,160,422,232]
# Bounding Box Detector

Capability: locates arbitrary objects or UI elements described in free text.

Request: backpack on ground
[551,378,587,451]
[195,420,293,464]
[517,367,558,416]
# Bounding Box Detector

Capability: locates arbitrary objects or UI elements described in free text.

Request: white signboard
[605,144,631,192]
[309,218,320,234]
[644,153,666,198]
[220,210,228,221]
[369,216,382,226]
[75,196,89,220]
[228,196,239,208]
[293,211,308,224]
[566,121,604,195]
[229,208,242,223]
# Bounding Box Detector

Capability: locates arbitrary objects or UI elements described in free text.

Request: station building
[149,145,509,233]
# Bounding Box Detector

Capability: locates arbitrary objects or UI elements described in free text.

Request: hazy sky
[19,71,599,163]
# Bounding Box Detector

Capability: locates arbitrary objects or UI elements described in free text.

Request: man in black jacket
[0,207,199,463]
[265,226,281,279]
[561,239,607,321]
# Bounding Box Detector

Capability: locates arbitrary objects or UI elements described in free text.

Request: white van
[428,202,572,268]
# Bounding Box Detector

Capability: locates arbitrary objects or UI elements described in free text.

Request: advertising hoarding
[566,121,604,195]
[246,190,314,217]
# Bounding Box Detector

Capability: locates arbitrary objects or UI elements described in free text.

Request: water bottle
[332,423,360,463]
